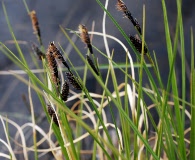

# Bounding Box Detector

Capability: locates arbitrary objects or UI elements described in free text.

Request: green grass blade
[190,27,195,160]
[22,0,30,13]
[2,2,28,67]
[161,0,181,159]
[178,2,186,129]
[134,5,146,159]
[122,54,131,160]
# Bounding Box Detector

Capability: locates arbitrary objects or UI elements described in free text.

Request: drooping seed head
[48,42,70,70]
[31,42,45,60]
[78,25,90,44]
[86,55,99,76]
[78,24,93,54]
[116,0,142,34]
[61,81,69,101]
[65,72,82,90]
[47,105,59,127]
[130,35,147,54]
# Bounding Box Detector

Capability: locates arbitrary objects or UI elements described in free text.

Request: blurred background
[0,0,195,159]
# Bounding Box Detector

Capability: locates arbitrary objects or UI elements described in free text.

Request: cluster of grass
[0,0,195,159]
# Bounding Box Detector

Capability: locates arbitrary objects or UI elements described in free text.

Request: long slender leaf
[190,27,195,160]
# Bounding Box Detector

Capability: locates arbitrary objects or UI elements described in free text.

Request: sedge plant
[0,0,195,160]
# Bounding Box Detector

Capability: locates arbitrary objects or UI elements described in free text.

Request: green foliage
[0,0,194,159]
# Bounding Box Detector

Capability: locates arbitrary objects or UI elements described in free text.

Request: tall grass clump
[0,0,194,159]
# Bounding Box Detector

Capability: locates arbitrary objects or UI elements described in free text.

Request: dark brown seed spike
[46,49,60,90]
[130,35,147,54]
[48,42,70,71]
[133,18,142,35]
[61,81,69,101]
[78,24,93,54]
[116,0,142,34]
[86,55,99,76]
[31,42,45,60]
[47,105,59,127]
[65,72,82,90]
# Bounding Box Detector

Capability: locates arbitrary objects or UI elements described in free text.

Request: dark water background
[0,0,195,159]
